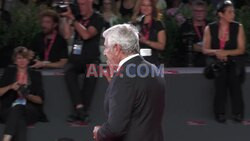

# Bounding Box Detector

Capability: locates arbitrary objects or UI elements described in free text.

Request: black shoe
[67,112,79,123]
[215,114,226,123]
[76,107,90,123]
[232,114,243,123]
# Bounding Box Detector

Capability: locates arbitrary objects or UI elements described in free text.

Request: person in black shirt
[179,0,208,67]
[116,0,136,19]
[203,1,246,123]
[30,10,68,69]
[136,0,166,66]
[61,0,104,123]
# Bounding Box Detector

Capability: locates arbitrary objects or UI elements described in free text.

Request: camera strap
[44,31,57,61]
[80,18,90,27]
[193,23,205,41]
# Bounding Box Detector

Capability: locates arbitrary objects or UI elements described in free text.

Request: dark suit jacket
[98,56,165,141]
[0,66,47,123]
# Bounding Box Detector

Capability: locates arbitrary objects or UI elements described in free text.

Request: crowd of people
[0,0,248,141]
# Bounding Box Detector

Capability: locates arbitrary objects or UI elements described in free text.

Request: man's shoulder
[119,56,164,80]
[91,11,104,20]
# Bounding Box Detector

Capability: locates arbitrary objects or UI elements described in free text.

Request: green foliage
[0,19,10,48]
[0,2,41,49]
[161,13,180,63]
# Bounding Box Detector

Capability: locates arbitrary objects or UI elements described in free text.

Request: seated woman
[0,47,47,141]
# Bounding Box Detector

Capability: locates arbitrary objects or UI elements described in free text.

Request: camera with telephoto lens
[52,0,80,19]
[52,0,69,13]
[17,84,30,97]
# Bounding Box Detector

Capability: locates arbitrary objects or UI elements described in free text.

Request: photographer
[60,0,104,123]
[0,47,47,141]
[203,1,246,123]
[30,9,68,69]
[180,0,208,67]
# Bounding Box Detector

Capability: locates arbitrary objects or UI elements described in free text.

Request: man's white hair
[103,24,140,55]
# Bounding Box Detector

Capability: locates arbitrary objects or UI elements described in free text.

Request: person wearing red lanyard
[61,0,104,124]
[30,10,68,69]
[0,47,47,141]
[179,0,208,67]
[203,1,246,123]
[137,0,166,66]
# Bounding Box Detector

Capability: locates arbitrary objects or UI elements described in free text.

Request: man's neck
[193,19,205,26]
[83,9,94,20]
[45,30,56,39]
[118,53,139,68]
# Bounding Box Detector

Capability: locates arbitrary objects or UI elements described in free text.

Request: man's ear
[114,44,122,55]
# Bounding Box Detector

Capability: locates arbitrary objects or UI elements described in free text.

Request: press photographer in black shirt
[180,0,208,67]
[30,10,68,69]
[61,0,104,123]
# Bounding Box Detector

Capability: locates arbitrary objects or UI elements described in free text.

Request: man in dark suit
[93,24,166,141]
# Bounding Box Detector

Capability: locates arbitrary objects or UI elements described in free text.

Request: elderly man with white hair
[93,24,166,141]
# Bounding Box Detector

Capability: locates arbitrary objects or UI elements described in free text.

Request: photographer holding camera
[203,1,246,123]
[60,0,104,123]
[180,0,208,67]
[30,9,68,69]
[0,47,47,141]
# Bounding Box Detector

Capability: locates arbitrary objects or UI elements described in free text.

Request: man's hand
[31,60,45,69]
[28,50,35,60]
[139,34,149,45]
[93,126,101,141]
[215,50,228,61]
[9,82,20,91]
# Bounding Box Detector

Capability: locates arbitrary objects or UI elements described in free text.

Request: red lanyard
[193,23,205,40]
[219,25,229,49]
[44,32,57,61]
[141,20,152,40]
[17,72,28,85]
[80,19,90,27]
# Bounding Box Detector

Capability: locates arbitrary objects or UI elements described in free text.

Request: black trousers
[64,60,99,112]
[0,105,40,141]
[214,62,245,115]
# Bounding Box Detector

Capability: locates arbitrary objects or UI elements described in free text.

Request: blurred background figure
[115,0,136,20]
[166,0,188,25]
[101,0,120,29]
[179,0,208,67]
[29,9,68,69]
[61,0,104,124]
[0,47,47,141]
[136,0,166,66]
[203,1,246,123]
